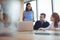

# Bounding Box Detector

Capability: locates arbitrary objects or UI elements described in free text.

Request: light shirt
[47,22,60,29]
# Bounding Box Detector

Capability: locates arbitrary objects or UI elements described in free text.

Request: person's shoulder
[44,20,48,22]
[31,11,34,12]
[44,20,49,24]
[35,20,40,23]
[58,21,60,28]
[58,21,60,25]
[30,11,33,13]
[23,11,27,14]
[24,11,26,12]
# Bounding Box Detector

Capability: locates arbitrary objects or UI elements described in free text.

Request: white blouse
[46,22,60,29]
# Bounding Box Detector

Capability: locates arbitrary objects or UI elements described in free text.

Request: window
[37,0,52,23]
[53,0,60,15]
[24,0,58,23]
[30,1,37,21]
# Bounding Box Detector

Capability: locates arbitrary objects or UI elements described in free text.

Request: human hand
[38,28,44,31]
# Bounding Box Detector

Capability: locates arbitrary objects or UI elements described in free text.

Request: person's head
[51,12,60,28]
[40,13,46,21]
[3,13,8,23]
[26,3,32,11]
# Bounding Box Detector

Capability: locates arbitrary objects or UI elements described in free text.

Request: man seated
[34,13,50,30]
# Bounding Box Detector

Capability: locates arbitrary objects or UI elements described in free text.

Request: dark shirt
[33,20,50,30]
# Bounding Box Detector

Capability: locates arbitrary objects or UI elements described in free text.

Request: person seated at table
[39,12,60,30]
[34,13,50,30]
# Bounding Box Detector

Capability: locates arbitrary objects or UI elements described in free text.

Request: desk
[0,31,60,40]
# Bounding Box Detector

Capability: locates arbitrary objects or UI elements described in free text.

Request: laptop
[18,21,33,32]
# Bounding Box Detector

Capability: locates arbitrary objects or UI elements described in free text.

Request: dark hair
[3,13,7,20]
[25,3,33,11]
[40,13,46,18]
[52,12,60,28]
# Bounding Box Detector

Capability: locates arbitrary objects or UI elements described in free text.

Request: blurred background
[1,0,60,24]
[0,0,60,40]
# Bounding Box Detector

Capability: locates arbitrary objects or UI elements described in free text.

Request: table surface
[0,30,60,40]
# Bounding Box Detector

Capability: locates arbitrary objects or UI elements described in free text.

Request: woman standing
[23,3,34,21]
